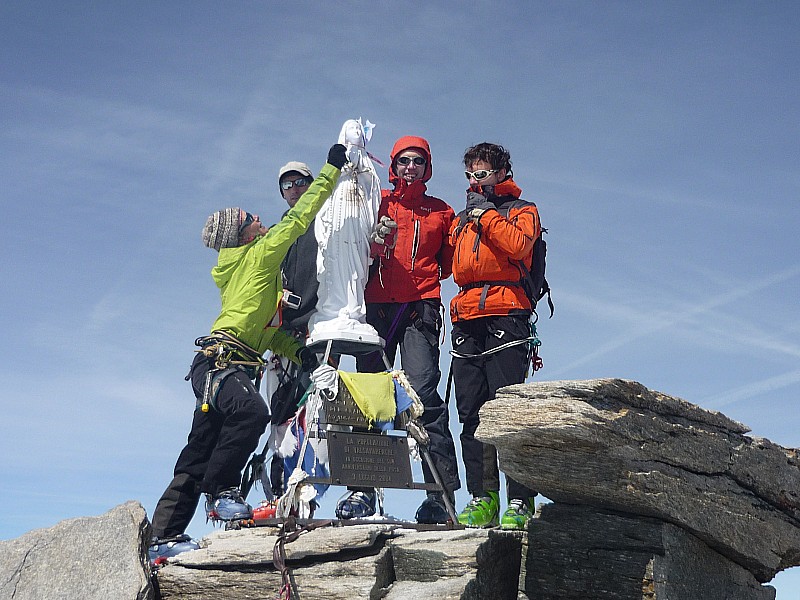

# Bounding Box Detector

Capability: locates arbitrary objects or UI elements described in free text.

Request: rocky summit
[1,378,797,599]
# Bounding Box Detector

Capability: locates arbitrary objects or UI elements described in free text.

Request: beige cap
[278,161,313,181]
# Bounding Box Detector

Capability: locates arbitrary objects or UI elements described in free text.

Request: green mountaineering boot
[457,491,500,528]
[500,497,535,530]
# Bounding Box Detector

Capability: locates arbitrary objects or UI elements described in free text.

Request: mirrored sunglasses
[464,169,497,181]
[280,176,313,190]
[396,156,427,166]
[239,212,255,234]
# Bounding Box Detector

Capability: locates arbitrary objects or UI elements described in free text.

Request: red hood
[389,135,433,187]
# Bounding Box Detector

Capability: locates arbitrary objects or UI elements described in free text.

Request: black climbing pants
[150,352,269,539]
[451,314,536,501]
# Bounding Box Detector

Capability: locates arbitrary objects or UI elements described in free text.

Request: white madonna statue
[307,118,382,348]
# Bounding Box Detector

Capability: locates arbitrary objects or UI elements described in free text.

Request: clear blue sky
[2,1,798,595]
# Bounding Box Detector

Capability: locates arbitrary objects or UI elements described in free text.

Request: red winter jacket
[449,178,541,322]
[365,136,456,304]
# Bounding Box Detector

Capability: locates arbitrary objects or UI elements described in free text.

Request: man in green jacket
[148,144,346,563]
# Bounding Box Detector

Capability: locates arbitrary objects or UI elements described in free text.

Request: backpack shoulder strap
[498,199,554,318]
[496,198,535,219]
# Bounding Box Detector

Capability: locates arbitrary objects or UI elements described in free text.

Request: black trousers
[150,352,270,539]
[452,314,536,500]
[356,299,460,493]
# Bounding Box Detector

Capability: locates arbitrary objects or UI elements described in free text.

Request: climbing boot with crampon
[206,488,253,522]
[335,490,376,519]
[457,491,500,528]
[148,534,200,566]
[500,497,535,530]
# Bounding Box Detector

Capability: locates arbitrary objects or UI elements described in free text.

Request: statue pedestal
[306,328,384,357]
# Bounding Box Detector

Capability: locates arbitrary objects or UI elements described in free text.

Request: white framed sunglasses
[464,169,497,181]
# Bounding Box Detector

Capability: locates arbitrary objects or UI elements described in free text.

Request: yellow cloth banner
[337,371,396,424]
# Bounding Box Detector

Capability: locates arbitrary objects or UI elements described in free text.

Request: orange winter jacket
[365,136,456,304]
[449,178,541,322]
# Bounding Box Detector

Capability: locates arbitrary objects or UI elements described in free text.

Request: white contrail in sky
[702,368,800,409]
[549,264,800,376]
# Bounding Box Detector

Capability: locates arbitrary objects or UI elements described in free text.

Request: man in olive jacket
[149,144,346,561]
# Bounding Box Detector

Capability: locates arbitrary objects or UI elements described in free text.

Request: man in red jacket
[336,136,460,524]
[449,142,541,530]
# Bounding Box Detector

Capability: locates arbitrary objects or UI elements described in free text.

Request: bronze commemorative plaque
[327,431,413,488]
[325,383,373,429]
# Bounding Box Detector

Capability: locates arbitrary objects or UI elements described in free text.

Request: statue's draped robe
[309,119,381,341]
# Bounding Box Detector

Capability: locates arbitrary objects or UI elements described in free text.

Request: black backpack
[498,201,554,318]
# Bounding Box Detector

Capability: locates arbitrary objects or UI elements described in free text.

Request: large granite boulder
[0,501,153,600]
[477,378,800,583]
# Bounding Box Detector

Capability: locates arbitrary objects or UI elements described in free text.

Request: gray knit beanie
[202,207,242,251]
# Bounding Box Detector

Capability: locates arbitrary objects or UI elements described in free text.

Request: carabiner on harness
[527,321,543,376]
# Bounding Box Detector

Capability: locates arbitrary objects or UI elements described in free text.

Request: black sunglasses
[280,176,313,190]
[396,156,426,166]
[239,212,255,234]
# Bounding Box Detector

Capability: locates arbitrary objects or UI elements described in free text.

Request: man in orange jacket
[338,136,460,524]
[449,142,541,530]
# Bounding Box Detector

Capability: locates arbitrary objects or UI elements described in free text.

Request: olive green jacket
[209,162,339,359]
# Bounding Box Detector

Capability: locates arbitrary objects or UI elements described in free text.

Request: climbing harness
[195,330,266,371]
[449,335,534,359]
[444,317,543,405]
[193,330,266,412]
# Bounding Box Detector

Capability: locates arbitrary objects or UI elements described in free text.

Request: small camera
[283,291,302,309]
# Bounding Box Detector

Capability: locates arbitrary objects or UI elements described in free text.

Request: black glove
[296,347,320,372]
[327,143,348,169]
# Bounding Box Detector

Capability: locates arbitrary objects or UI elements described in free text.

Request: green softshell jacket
[209,162,339,359]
